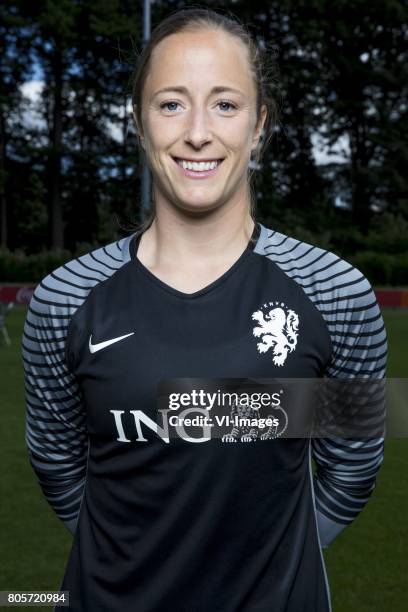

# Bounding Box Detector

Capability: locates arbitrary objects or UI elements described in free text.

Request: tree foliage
[0,0,406,269]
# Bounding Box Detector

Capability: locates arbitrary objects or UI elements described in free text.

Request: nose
[184,104,212,149]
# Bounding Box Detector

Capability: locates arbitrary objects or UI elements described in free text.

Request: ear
[251,104,268,153]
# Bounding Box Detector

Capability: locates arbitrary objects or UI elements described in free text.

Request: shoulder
[26,233,135,325]
[257,223,387,375]
[258,222,377,312]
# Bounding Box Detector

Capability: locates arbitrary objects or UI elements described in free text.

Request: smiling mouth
[171,156,225,179]
[172,157,224,166]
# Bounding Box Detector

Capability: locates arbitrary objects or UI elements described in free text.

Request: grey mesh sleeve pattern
[21,234,133,533]
[312,277,387,547]
[22,286,89,534]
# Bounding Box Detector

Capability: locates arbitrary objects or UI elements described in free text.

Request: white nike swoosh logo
[89,332,134,354]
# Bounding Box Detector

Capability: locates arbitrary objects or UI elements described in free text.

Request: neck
[137,198,256,269]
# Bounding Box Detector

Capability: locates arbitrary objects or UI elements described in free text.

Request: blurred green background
[0,305,407,611]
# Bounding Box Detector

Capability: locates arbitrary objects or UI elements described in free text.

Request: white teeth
[177,159,220,171]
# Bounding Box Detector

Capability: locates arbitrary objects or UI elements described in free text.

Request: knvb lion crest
[251,302,300,366]
[222,399,289,443]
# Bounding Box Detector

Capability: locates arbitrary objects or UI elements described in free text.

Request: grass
[0,305,407,611]
[0,306,72,612]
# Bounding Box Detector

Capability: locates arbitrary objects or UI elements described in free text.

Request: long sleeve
[22,283,89,535]
[312,275,388,548]
[21,234,132,535]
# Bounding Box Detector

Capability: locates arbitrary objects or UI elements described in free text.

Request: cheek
[142,130,171,171]
[221,116,254,151]
[145,120,172,151]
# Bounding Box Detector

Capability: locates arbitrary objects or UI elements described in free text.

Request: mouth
[172,156,225,180]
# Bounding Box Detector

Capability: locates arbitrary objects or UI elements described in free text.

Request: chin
[176,198,220,214]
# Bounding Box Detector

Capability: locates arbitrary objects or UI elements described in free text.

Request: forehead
[145,28,253,95]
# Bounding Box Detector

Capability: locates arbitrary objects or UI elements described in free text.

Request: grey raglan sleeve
[312,274,388,548]
[21,282,88,535]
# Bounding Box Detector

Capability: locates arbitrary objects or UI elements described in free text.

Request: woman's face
[135,28,267,214]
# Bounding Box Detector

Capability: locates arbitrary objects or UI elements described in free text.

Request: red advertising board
[0,284,36,304]
[374,289,408,308]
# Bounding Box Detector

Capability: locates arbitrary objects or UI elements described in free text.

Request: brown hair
[126,6,280,234]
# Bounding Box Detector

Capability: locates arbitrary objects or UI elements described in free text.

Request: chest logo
[89,332,134,354]
[251,302,299,366]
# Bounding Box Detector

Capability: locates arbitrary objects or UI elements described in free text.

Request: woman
[22,8,387,612]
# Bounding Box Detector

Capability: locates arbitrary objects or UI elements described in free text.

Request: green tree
[0,1,34,249]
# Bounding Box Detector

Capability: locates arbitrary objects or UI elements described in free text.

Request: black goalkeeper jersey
[22,221,387,612]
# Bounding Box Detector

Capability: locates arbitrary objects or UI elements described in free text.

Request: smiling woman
[126,10,279,293]
[130,11,278,241]
[22,7,387,612]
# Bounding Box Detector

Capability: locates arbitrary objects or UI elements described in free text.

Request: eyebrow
[152,86,245,99]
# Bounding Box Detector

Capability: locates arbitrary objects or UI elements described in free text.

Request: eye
[217,100,237,112]
[159,100,238,113]
[160,101,180,112]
